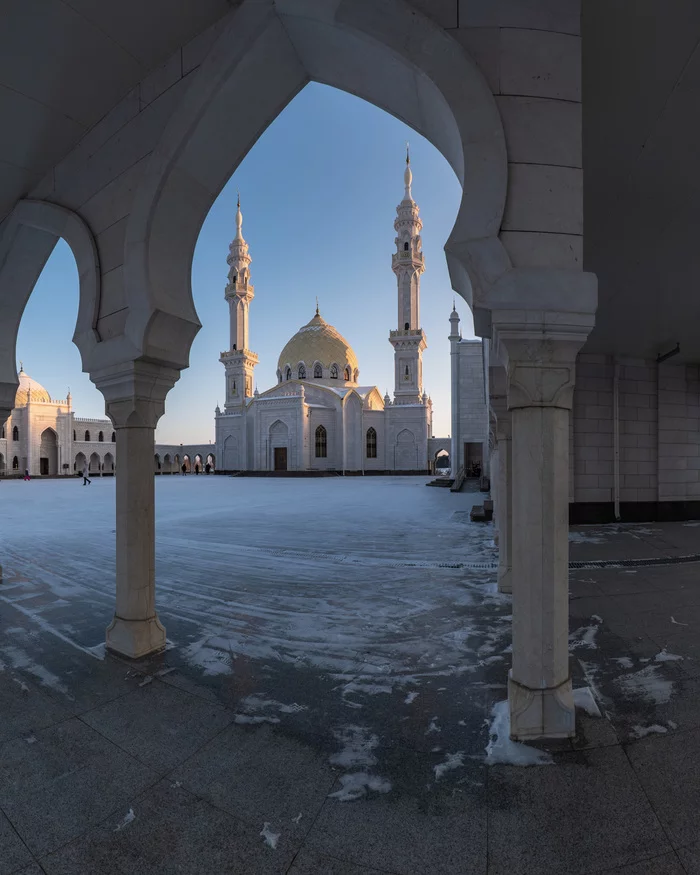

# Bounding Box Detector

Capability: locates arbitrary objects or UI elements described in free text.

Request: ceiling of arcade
[1,0,699,362]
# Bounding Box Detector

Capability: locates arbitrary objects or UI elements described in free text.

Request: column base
[508,670,575,741]
[497,566,512,594]
[105,614,166,659]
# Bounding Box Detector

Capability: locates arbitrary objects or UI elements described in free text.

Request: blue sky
[17,83,472,442]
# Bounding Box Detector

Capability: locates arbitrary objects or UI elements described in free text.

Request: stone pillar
[92,361,179,659]
[491,308,594,740]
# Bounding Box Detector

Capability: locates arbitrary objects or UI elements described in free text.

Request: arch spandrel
[124,0,508,370]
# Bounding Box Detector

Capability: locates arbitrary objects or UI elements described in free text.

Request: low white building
[0,367,115,477]
[216,157,435,473]
[448,310,489,480]
[0,367,215,478]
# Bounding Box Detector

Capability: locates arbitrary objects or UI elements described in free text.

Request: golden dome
[278,312,358,374]
[15,368,51,406]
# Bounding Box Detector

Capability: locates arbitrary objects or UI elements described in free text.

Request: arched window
[285,366,292,381]
[12,456,19,470]
[404,322,409,330]
[85,430,90,441]
[313,362,322,379]
[315,425,327,458]
[353,368,359,382]
[403,241,409,251]
[98,431,104,442]
[111,432,116,442]
[366,427,377,459]
[330,364,339,380]
[344,366,352,381]
[73,430,76,441]
[298,364,306,380]
[12,426,18,442]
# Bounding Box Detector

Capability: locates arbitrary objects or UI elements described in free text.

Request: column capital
[492,309,595,411]
[91,360,180,429]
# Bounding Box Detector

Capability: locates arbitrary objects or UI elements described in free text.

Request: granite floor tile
[0,808,33,875]
[41,779,296,874]
[0,717,158,856]
[172,723,338,838]
[81,678,235,771]
[487,746,670,875]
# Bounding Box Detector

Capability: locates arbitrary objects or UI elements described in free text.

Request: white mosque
[1,157,478,479]
[215,155,434,473]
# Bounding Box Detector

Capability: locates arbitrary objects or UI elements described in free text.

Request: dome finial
[19,360,23,374]
[315,296,319,317]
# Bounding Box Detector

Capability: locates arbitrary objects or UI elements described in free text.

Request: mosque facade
[215,158,434,473]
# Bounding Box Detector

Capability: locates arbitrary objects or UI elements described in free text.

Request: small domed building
[215,159,434,473]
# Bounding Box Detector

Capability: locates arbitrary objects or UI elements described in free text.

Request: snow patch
[433,752,465,780]
[485,701,553,766]
[425,717,441,735]
[615,665,673,705]
[328,773,392,802]
[234,714,280,725]
[655,649,683,663]
[329,726,378,769]
[114,808,135,832]
[630,724,668,739]
[404,691,419,704]
[614,657,634,669]
[573,687,602,717]
[260,823,280,849]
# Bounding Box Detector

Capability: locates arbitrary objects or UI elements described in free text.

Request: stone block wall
[571,354,700,516]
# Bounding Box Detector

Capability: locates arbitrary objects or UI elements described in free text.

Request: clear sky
[17,83,472,443]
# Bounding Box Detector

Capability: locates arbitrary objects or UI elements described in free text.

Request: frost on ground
[260,823,280,849]
[573,687,602,718]
[114,808,135,832]
[328,773,392,802]
[433,752,465,780]
[615,665,673,705]
[404,691,419,704]
[569,618,601,650]
[485,701,553,766]
[631,724,668,739]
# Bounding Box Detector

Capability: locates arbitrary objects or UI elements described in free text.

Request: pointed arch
[297,362,306,380]
[330,363,339,380]
[313,361,323,379]
[122,0,508,377]
[315,425,327,459]
[366,426,377,459]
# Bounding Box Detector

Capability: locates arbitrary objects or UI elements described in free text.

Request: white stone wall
[458,340,489,471]
[572,355,700,507]
[658,364,700,502]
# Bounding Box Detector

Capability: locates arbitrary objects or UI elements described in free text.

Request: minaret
[449,303,461,474]
[389,147,427,405]
[220,195,259,409]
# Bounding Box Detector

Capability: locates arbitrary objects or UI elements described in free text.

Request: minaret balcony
[392,251,424,266]
[220,348,259,363]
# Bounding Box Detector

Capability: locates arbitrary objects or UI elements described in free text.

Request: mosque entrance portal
[274,447,287,471]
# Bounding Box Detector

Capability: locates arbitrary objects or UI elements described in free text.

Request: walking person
[181,463,187,475]
[23,468,30,482]
[82,464,91,486]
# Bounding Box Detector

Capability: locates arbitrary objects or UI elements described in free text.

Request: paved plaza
[1,476,700,874]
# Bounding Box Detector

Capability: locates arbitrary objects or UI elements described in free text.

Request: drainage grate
[570,553,700,570]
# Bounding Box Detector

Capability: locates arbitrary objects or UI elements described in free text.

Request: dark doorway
[274,447,288,471]
[40,457,49,476]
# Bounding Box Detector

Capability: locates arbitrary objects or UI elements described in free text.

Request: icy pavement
[2,478,700,873]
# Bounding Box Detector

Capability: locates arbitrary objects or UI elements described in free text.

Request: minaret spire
[403,142,413,201]
[220,194,259,410]
[389,150,427,405]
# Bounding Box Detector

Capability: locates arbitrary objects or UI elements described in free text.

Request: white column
[492,308,594,740]
[92,361,179,659]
